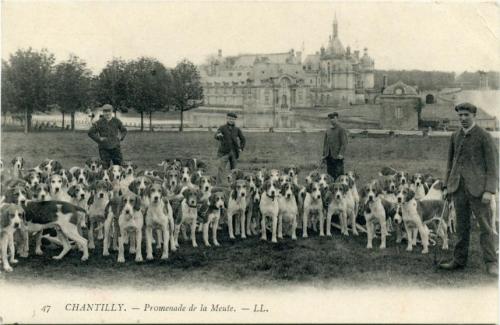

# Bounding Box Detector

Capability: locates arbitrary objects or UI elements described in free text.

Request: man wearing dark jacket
[322,112,348,180]
[215,112,246,185]
[439,102,498,276]
[88,104,127,168]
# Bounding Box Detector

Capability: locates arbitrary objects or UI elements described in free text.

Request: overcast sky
[2,1,499,74]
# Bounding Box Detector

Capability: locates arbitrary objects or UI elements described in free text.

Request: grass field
[0,130,497,288]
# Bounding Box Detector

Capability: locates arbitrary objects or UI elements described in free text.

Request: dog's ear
[133,195,142,211]
[133,163,138,170]
[85,158,92,166]
[128,180,138,195]
[0,205,10,228]
[11,158,16,165]
[104,181,113,192]
[53,161,62,173]
[191,173,200,185]
[86,193,94,206]
[406,189,415,202]
[21,187,31,200]
[67,185,77,198]
[306,182,313,193]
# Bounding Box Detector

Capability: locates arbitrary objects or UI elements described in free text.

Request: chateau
[199,15,376,111]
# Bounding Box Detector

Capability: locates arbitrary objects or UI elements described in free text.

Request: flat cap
[454,102,477,114]
[227,112,238,118]
[327,112,339,119]
[101,104,113,112]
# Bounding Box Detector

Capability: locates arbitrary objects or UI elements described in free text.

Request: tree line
[374,70,499,91]
[1,48,203,133]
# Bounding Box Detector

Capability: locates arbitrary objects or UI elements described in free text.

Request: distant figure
[439,102,498,276]
[88,104,127,168]
[215,112,246,185]
[322,112,348,180]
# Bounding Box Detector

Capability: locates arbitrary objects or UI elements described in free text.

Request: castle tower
[333,13,338,38]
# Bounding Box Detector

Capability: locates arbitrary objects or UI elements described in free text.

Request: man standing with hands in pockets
[322,112,348,180]
[439,102,498,276]
[215,112,246,185]
[88,104,127,168]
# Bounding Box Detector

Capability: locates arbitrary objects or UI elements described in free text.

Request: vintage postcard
[0,1,498,324]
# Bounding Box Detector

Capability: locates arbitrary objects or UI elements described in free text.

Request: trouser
[452,178,498,266]
[216,152,237,185]
[326,156,344,181]
[99,147,123,168]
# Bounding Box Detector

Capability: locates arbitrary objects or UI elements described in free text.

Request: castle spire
[333,12,338,38]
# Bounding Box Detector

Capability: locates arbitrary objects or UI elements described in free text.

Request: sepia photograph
[0,1,498,324]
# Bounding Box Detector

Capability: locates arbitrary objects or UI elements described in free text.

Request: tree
[169,59,204,131]
[124,57,170,131]
[51,54,93,131]
[95,58,130,114]
[1,48,55,133]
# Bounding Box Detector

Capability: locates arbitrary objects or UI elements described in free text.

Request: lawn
[0,130,497,288]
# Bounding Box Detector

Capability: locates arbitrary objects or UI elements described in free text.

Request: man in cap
[439,102,498,276]
[322,112,348,180]
[88,104,128,168]
[215,112,246,185]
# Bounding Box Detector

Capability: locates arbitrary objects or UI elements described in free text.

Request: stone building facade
[199,16,375,112]
[379,81,421,130]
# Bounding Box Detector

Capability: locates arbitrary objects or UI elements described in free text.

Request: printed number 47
[41,305,51,313]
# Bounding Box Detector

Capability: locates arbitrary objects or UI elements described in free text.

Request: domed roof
[328,37,345,57]
[382,80,418,96]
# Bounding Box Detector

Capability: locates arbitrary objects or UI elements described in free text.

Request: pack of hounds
[0,157,497,273]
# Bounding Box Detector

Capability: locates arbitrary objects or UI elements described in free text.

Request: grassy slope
[0,131,496,288]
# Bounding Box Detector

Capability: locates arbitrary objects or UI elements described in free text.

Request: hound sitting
[88,180,113,249]
[122,161,138,182]
[359,181,388,249]
[346,171,360,215]
[283,166,300,186]
[302,182,325,238]
[143,183,175,260]
[259,180,280,242]
[277,182,299,240]
[47,174,72,203]
[67,183,91,234]
[1,204,24,272]
[410,173,428,200]
[246,186,262,236]
[198,190,225,247]
[337,174,360,235]
[266,169,281,183]
[116,193,144,262]
[173,188,200,248]
[326,183,350,236]
[84,158,103,176]
[70,167,91,187]
[227,179,249,239]
[10,157,25,180]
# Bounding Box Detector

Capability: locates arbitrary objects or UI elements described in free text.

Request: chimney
[382,75,388,92]
[354,50,359,59]
[218,49,222,57]
[346,46,351,57]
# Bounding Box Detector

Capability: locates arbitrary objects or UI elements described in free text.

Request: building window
[229,72,233,77]
[247,72,250,76]
[237,72,242,76]
[395,107,403,119]
[223,88,227,94]
[298,90,303,102]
